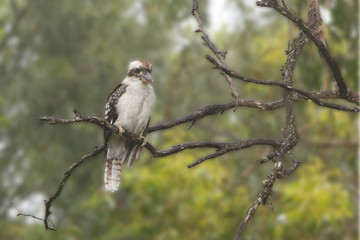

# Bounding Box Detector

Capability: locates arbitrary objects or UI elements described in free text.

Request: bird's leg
[117,126,125,135]
[140,136,147,147]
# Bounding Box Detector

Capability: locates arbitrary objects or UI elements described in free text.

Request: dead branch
[13,204,55,230]
[40,109,280,160]
[235,153,301,237]
[192,0,240,104]
[40,109,281,161]
[234,0,351,238]
[15,145,104,230]
[256,0,360,104]
[205,55,359,113]
[149,90,339,132]
[39,108,158,154]
[188,1,306,238]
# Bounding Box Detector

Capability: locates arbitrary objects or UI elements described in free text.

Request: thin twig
[13,204,55,230]
[43,145,104,230]
[192,0,240,103]
[187,138,280,168]
[14,145,104,230]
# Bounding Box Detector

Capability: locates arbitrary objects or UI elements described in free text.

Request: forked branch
[256,0,359,104]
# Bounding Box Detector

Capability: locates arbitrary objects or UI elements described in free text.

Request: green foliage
[275,158,353,239]
[0,0,357,239]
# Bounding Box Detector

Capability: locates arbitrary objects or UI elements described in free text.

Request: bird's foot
[140,136,147,147]
[118,126,125,135]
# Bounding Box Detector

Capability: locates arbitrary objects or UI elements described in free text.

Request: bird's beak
[139,72,154,84]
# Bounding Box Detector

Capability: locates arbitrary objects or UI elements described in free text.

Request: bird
[104,60,156,192]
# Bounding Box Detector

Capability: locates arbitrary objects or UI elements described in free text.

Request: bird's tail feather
[104,158,122,192]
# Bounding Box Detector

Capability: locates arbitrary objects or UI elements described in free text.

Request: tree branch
[234,153,301,237]
[256,0,359,104]
[192,0,240,103]
[13,204,55,230]
[148,89,354,133]
[206,55,359,113]
[40,109,280,161]
[187,138,280,168]
[14,145,104,231]
[234,4,312,239]
[39,108,159,154]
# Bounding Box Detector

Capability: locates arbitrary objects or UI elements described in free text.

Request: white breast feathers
[114,77,155,135]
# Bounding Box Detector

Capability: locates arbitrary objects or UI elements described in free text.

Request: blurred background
[0,0,358,239]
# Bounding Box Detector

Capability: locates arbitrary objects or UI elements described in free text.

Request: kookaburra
[104,60,156,192]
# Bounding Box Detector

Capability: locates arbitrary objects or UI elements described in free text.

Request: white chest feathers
[114,79,155,135]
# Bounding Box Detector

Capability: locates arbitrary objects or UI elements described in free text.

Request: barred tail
[104,158,122,192]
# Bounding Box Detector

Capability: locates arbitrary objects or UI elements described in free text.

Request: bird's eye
[134,68,140,74]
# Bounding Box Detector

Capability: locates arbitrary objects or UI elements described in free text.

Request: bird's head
[127,60,153,84]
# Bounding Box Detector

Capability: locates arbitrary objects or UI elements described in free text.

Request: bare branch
[234,159,282,240]
[187,138,280,168]
[206,55,359,113]
[234,4,313,238]
[40,108,159,154]
[307,0,326,46]
[13,204,55,230]
[40,109,280,160]
[43,145,104,230]
[256,0,360,104]
[148,89,354,133]
[191,0,240,102]
[234,154,300,240]
[15,145,104,230]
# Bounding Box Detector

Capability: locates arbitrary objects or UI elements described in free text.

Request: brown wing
[104,83,127,152]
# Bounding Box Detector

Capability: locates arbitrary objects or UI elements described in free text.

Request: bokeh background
[0,0,358,239]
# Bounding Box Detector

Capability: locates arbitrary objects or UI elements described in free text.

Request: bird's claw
[118,126,125,135]
[140,136,147,147]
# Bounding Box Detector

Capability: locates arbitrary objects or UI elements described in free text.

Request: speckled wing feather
[104,83,127,152]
